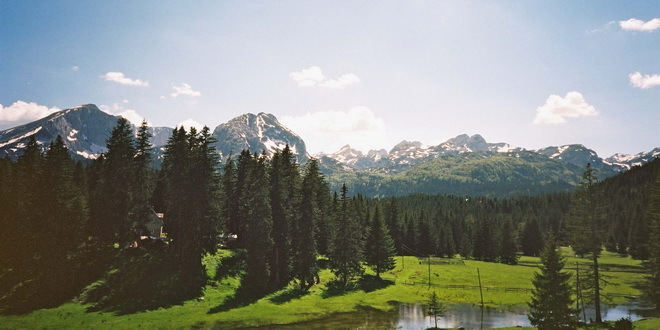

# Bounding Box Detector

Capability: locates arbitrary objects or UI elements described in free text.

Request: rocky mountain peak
[441,134,488,152]
[212,112,308,163]
[390,140,423,154]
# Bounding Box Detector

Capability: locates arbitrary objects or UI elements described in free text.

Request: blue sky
[1,1,658,157]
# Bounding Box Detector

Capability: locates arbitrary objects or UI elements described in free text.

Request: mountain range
[0,104,657,197]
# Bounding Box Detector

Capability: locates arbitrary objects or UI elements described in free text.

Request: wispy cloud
[280,106,386,153]
[100,103,147,126]
[629,72,660,89]
[71,66,80,72]
[0,101,60,129]
[100,72,149,87]
[619,18,660,32]
[289,66,360,89]
[533,92,598,124]
[171,83,201,98]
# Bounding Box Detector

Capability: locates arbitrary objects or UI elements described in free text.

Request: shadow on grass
[207,285,264,314]
[321,275,394,299]
[269,287,310,304]
[83,248,202,315]
[321,279,359,298]
[358,275,394,293]
[0,244,114,315]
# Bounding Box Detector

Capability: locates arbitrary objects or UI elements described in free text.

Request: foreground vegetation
[0,248,655,329]
[1,118,658,328]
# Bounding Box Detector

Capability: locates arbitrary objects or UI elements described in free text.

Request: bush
[613,317,633,330]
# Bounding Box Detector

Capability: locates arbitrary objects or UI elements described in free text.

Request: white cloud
[100,103,147,126]
[100,72,149,87]
[629,72,660,89]
[289,66,360,89]
[533,92,598,124]
[320,73,361,89]
[290,66,325,87]
[619,18,660,32]
[177,119,204,131]
[71,66,79,72]
[0,101,60,128]
[171,83,201,98]
[280,106,387,153]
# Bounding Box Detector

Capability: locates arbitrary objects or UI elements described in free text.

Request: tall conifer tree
[329,184,363,286]
[499,217,518,264]
[292,158,323,289]
[567,163,604,323]
[242,154,274,296]
[528,234,578,329]
[365,205,397,278]
[645,177,660,308]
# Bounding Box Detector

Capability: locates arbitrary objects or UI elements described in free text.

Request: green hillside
[323,152,584,197]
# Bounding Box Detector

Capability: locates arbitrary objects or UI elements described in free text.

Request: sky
[1,1,659,157]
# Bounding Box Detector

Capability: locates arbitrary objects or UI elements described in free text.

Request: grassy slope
[0,249,653,329]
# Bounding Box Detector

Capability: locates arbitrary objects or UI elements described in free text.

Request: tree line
[1,117,658,315]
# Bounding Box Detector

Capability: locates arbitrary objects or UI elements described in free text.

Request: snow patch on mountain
[0,127,42,148]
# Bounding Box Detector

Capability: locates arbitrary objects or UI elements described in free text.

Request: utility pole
[428,255,431,289]
[477,268,484,309]
[576,262,586,323]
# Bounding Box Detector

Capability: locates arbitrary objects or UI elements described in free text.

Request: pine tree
[0,156,16,268]
[161,126,222,296]
[15,136,46,265]
[645,176,660,308]
[328,184,364,286]
[385,197,404,255]
[474,216,498,261]
[567,163,605,323]
[292,158,323,289]
[313,162,334,257]
[222,156,237,235]
[269,146,300,286]
[131,120,155,236]
[459,217,475,259]
[425,291,445,329]
[499,217,518,264]
[89,117,136,247]
[417,211,437,256]
[42,136,87,259]
[521,217,543,257]
[231,149,254,246]
[365,205,396,278]
[438,222,456,258]
[528,234,578,329]
[242,154,274,296]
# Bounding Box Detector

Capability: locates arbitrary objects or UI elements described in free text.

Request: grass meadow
[0,248,656,329]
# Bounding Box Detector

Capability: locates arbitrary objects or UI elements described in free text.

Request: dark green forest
[1,118,659,314]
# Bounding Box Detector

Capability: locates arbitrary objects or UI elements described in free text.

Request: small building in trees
[144,211,164,239]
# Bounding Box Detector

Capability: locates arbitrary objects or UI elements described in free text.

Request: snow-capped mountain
[0,105,308,164]
[535,144,622,173]
[604,148,660,170]
[212,112,308,163]
[318,134,658,177]
[0,104,119,161]
[318,134,526,173]
[0,104,175,162]
[0,104,656,180]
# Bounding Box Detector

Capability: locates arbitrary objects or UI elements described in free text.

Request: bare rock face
[212,112,308,163]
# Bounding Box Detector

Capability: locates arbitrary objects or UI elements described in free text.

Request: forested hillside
[322,151,584,198]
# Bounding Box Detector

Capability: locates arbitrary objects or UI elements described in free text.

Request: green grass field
[0,248,655,329]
